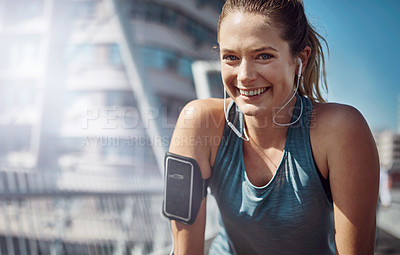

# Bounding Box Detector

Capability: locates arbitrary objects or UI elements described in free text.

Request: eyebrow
[220,46,279,53]
[254,46,278,52]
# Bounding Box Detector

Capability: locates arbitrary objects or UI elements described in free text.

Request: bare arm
[168,99,223,255]
[315,104,379,254]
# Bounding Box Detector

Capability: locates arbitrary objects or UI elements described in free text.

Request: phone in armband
[162,152,210,225]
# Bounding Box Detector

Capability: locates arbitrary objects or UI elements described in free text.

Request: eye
[222,55,239,61]
[257,53,273,60]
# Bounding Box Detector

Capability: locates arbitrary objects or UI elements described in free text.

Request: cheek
[267,65,295,90]
[221,67,236,87]
[282,68,296,90]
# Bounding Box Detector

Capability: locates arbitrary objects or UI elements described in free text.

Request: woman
[168,0,379,254]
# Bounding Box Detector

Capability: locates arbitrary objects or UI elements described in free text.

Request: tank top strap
[286,94,314,165]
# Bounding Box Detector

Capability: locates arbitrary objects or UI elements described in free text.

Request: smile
[239,87,268,97]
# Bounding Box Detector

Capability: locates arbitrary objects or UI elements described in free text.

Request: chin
[236,103,264,117]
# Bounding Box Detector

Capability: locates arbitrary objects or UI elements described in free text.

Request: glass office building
[0,0,222,253]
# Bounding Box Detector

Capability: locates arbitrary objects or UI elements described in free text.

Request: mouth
[239,87,269,97]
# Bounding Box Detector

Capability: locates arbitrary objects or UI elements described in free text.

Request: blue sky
[304,0,400,131]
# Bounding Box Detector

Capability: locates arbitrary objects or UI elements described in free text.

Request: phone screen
[164,156,193,221]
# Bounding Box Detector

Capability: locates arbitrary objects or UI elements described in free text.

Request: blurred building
[374,130,400,187]
[398,94,400,134]
[0,0,222,254]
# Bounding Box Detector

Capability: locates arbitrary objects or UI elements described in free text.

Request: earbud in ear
[297,57,303,77]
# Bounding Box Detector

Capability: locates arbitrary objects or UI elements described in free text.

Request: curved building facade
[0,0,223,253]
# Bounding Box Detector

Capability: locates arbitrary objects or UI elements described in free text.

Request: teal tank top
[209,95,335,255]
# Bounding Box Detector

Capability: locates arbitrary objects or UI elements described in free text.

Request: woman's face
[219,11,298,118]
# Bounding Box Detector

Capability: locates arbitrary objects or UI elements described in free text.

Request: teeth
[240,87,267,97]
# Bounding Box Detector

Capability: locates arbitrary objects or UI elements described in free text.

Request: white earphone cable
[224,88,250,141]
[272,57,304,126]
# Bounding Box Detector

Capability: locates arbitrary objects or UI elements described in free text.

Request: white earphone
[297,57,303,78]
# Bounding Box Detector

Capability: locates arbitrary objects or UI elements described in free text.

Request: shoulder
[176,98,225,127]
[311,102,372,143]
[172,98,225,140]
[310,102,378,177]
[169,98,226,178]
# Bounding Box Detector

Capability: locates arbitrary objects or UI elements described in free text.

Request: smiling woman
[164,0,379,254]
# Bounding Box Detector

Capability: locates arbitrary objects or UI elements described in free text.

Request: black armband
[162,152,210,225]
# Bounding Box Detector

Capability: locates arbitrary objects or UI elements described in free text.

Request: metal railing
[0,169,172,255]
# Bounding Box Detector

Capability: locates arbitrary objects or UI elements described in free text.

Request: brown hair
[217,0,328,102]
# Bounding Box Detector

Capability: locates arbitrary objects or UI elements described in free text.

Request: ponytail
[300,24,329,103]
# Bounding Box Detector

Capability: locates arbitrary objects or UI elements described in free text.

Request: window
[71,1,97,19]
[141,47,176,70]
[65,43,123,66]
[147,3,162,23]
[130,1,146,19]
[109,44,122,65]
[0,36,41,69]
[129,1,217,47]
[0,83,36,121]
[161,8,177,27]
[3,0,44,26]
[195,0,224,10]
[139,46,193,80]
[65,44,93,64]
[161,50,177,70]
[207,71,224,98]
[106,91,136,107]
[177,57,193,78]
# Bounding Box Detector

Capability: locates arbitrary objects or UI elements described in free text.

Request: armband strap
[162,152,211,225]
[202,176,210,198]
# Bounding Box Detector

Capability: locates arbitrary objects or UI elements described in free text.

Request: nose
[237,60,257,85]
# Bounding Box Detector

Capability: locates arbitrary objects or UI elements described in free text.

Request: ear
[298,46,311,74]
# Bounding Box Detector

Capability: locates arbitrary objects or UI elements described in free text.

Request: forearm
[173,225,204,255]
[172,199,207,255]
